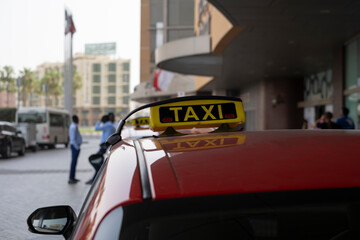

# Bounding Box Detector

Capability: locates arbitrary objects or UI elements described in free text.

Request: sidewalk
[0,136,100,240]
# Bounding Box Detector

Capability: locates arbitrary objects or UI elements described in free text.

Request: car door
[8,125,21,151]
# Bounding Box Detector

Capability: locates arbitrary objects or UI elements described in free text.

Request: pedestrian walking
[336,107,355,129]
[68,115,82,184]
[86,114,116,184]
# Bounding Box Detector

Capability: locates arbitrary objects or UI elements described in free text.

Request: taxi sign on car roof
[150,97,245,131]
[131,117,150,126]
[108,96,245,146]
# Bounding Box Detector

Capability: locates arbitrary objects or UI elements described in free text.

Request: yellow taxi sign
[131,117,150,126]
[150,98,245,131]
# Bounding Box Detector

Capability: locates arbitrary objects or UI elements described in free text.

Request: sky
[0,0,140,92]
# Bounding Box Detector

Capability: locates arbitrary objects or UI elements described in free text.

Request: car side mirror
[27,205,77,239]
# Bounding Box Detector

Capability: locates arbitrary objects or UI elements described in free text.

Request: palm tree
[19,68,38,107]
[73,69,82,92]
[0,66,16,107]
[41,69,63,107]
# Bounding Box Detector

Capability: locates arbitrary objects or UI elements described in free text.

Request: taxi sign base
[210,123,244,133]
[159,127,186,137]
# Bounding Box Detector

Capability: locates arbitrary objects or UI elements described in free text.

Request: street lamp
[42,84,48,107]
[16,77,21,109]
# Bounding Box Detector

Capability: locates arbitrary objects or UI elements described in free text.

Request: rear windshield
[18,113,46,123]
[119,189,360,240]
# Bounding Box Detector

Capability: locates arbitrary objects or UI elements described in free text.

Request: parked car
[0,121,26,158]
[27,96,360,240]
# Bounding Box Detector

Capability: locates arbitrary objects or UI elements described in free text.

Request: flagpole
[64,8,75,115]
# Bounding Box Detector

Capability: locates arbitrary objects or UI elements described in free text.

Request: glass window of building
[92,86,100,94]
[123,74,129,82]
[108,63,116,72]
[168,29,194,42]
[344,38,360,129]
[150,0,164,27]
[92,108,101,114]
[122,85,129,94]
[93,75,101,83]
[108,74,116,82]
[123,96,129,105]
[168,0,194,26]
[93,63,101,72]
[108,96,116,105]
[92,97,100,105]
[123,62,130,71]
[108,86,116,94]
[150,30,156,62]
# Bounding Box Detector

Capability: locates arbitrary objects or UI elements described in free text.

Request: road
[0,136,100,240]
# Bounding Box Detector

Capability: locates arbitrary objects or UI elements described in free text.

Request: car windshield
[18,113,46,124]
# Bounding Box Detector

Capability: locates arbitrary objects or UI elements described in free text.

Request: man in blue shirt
[108,112,118,130]
[68,115,82,184]
[86,115,116,184]
[336,107,355,129]
[95,114,116,153]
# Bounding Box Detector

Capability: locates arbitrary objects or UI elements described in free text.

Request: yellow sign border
[150,99,245,131]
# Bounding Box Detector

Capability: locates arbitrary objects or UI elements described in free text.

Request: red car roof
[139,130,360,200]
[74,129,360,239]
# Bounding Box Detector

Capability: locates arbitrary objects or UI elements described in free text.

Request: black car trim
[134,140,152,200]
[119,187,360,239]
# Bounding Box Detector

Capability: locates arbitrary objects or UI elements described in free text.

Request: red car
[27,96,360,240]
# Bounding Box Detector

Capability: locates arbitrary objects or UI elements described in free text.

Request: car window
[17,113,46,123]
[50,113,64,127]
[8,126,16,133]
[119,191,360,240]
[3,125,14,133]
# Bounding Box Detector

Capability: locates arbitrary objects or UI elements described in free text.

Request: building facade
[0,92,16,108]
[72,54,131,126]
[133,0,206,103]
[155,0,360,130]
[35,54,131,126]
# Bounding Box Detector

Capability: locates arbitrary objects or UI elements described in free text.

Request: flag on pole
[65,9,76,35]
[152,69,174,91]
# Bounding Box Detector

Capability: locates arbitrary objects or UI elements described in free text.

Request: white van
[16,107,70,149]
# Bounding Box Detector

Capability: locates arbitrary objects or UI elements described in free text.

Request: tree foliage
[19,68,39,106]
[73,69,82,91]
[0,66,17,107]
[0,65,83,108]
[41,69,63,106]
[0,66,16,92]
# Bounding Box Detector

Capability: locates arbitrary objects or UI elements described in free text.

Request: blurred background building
[132,0,211,103]
[152,0,360,130]
[0,92,16,108]
[72,53,130,126]
[33,43,131,127]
